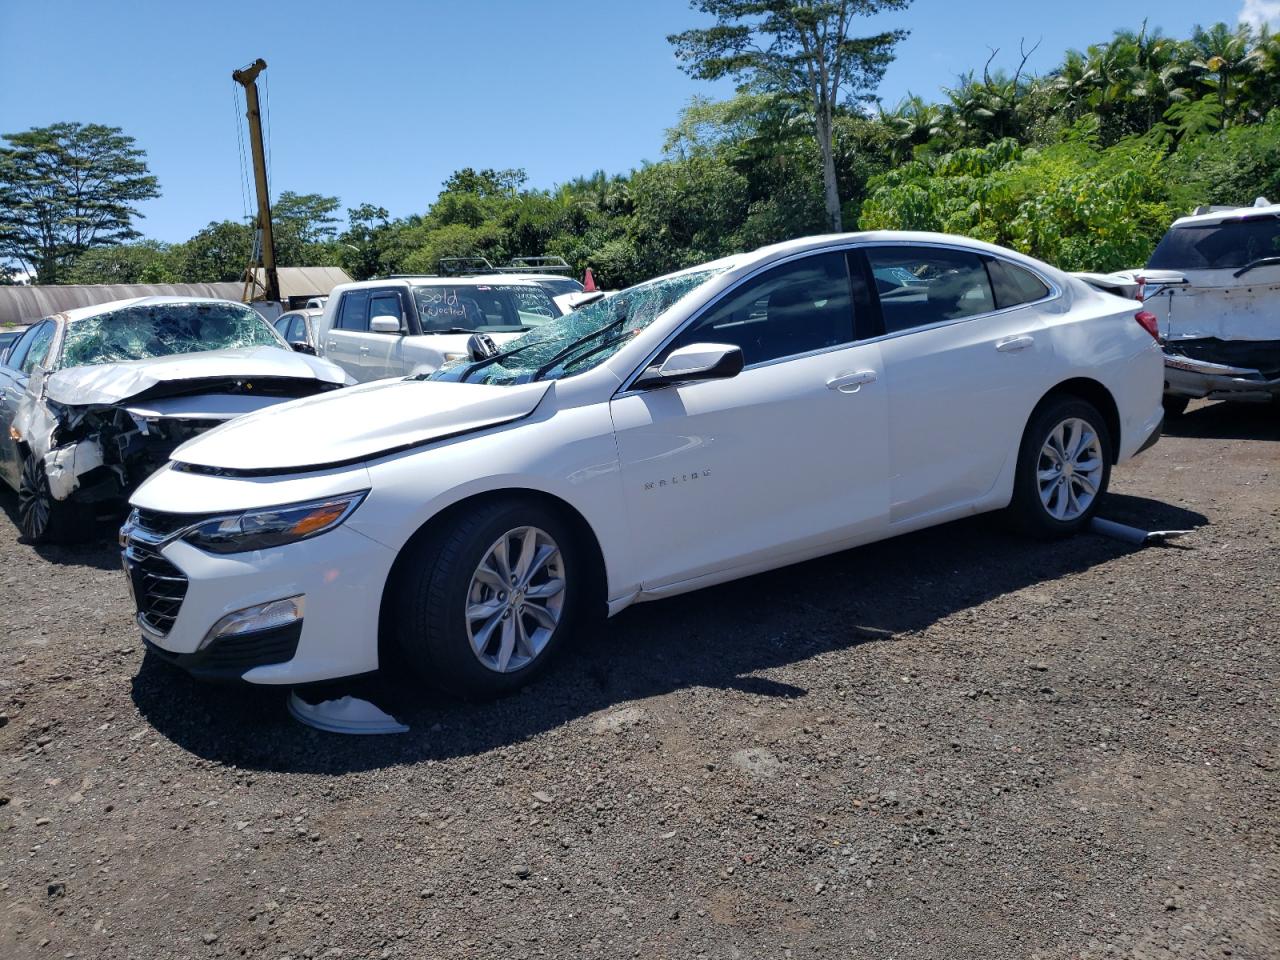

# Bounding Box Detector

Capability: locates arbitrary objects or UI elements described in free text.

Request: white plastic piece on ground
[287,692,409,735]
[1089,516,1192,545]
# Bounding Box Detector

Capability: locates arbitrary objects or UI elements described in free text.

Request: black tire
[1007,396,1112,539]
[392,499,583,699]
[17,454,94,544]
[1162,395,1190,418]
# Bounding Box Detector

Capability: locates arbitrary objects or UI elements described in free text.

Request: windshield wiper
[532,330,635,381]
[528,317,629,381]
[1233,256,1280,278]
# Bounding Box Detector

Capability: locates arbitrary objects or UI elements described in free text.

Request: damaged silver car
[0,297,347,543]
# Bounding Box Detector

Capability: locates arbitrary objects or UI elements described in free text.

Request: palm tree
[1189,22,1261,126]
[882,94,947,159]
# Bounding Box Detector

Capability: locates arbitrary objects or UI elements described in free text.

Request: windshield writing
[412,284,559,333]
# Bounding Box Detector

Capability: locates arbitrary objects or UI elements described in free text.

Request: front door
[610,251,890,590]
[324,289,403,381]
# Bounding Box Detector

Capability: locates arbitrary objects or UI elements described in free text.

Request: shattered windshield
[60,302,281,369]
[429,267,727,386]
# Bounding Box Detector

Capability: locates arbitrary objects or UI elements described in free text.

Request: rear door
[863,244,1054,523]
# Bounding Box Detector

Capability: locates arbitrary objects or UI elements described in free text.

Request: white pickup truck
[315,276,562,382]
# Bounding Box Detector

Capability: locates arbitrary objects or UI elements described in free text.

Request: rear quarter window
[986,259,1051,309]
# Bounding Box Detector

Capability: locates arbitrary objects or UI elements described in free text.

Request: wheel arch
[1031,377,1122,463]
[375,487,610,669]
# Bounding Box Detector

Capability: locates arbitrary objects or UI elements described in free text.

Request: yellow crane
[232,58,280,306]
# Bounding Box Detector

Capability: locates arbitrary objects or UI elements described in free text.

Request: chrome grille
[122,536,188,636]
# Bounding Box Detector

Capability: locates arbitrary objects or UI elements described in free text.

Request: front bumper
[1163,352,1280,403]
[123,523,396,684]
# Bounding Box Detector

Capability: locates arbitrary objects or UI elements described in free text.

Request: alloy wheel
[17,457,51,542]
[1037,417,1104,522]
[464,525,565,673]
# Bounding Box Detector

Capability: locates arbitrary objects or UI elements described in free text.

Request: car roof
[1170,201,1280,228]
[51,296,257,325]
[333,276,546,294]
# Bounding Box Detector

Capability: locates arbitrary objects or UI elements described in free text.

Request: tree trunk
[816,110,843,232]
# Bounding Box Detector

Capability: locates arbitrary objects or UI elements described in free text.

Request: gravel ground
[1,399,1277,960]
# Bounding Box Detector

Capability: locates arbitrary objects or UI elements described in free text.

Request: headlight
[183,492,368,555]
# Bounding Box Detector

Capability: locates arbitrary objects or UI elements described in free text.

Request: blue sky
[0,0,1263,244]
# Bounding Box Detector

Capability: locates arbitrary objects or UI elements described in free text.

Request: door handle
[996,335,1034,353]
[359,345,370,354]
[826,370,878,393]
[326,340,337,350]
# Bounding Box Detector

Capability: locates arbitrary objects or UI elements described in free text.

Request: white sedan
[122,233,1164,694]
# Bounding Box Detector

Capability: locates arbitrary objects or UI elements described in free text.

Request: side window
[336,291,371,331]
[273,315,293,338]
[368,293,403,332]
[4,323,43,371]
[662,252,854,367]
[867,247,996,334]
[987,258,1050,309]
[20,321,56,373]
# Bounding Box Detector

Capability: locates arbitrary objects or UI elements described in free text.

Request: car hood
[170,377,552,472]
[45,346,346,407]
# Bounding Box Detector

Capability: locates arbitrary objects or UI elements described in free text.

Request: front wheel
[1007,397,1112,539]
[392,500,581,699]
[17,455,93,544]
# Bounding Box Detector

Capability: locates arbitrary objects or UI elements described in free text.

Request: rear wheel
[1008,397,1111,539]
[392,500,580,699]
[1162,395,1190,418]
[17,455,92,544]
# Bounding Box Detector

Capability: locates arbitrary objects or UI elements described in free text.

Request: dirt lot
[0,400,1277,960]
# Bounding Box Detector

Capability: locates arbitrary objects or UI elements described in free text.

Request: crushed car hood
[44,346,346,407]
[170,377,552,472]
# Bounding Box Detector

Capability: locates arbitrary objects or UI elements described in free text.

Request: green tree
[175,220,253,282]
[274,191,341,245]
[64,241,179,284]
[669,0,910,231]
[0,122,160,283]
[338,203,392,280]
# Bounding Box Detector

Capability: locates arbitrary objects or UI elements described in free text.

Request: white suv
[1138,199,1280,413]
[317,276,562,382]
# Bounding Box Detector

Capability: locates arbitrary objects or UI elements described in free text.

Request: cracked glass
[60,302,280,369]
[431,267,728,386]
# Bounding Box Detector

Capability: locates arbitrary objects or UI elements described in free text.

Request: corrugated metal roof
[248,266,353,299]
[0,267,353,326]
[0,283,241,326]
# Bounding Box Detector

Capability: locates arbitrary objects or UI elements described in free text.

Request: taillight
[1135,310,1160,340]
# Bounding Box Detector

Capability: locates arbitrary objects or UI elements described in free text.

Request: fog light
[200,596,305,649]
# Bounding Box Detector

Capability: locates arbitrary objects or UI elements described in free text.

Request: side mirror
[288,340,317,355]
[634,342,744,390]
[370,315,402,334]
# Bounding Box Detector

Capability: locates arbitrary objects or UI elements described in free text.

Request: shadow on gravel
[130,494,1206,775]
[0,486,123,571]
[1165,400,1280,442]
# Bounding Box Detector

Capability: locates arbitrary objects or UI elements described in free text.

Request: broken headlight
[182,492,368,555]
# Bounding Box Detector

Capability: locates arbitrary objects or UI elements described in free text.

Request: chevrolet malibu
[122,233,1164,696]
